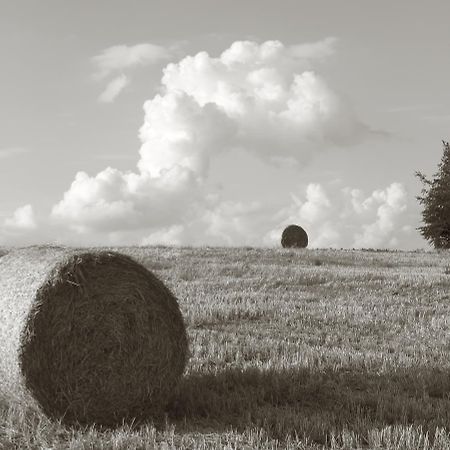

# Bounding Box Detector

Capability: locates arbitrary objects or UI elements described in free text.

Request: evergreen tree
[416,140,450,249]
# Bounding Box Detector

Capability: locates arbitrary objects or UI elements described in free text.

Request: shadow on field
[167,366,450,444]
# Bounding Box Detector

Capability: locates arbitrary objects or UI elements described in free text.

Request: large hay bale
[0,246,188,426]
[281,225,308,248]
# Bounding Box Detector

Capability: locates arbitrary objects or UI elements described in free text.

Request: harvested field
[1,246,450,449]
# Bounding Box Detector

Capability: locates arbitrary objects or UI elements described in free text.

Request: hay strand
[0,246,188,426]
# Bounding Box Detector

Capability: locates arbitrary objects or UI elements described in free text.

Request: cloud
[288,37,338,60]
[140,199,271,247]
[4,204,37,230]
[0,205,63,247]
[51,166,205,233]
[135,38,369,180]
[267,182,418,249]
[136,181,418,249]
[353,183,408,247]
[138,90,236,177]
[156,39,369,167]
[4,181,419,249]
[92,43,172,79]
[46,39,403,248]
[141,225,185,246]
[92,43,172,102]
[98,75,129,103]
[0,147,28,159]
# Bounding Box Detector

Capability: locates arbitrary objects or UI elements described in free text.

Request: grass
[1,246,450,449]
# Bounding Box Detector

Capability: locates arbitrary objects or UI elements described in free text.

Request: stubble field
[1,246,450,449]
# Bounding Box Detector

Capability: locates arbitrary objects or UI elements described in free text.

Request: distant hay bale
[0,246,188,426]
[281,225,308,248]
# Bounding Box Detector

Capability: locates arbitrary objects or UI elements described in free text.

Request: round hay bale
[281,225,308,248]
[0,246,188,426]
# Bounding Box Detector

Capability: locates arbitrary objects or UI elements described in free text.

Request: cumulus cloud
[92,43,172,79]
[353,184,408,247]
[0,205,65,247]
[135,38,370,179]
[98,75,129,103]
[51,166,203,233]
[156,39,368,166]
[92,43,172,102]
[4,204,37,230]
[136,181,418,249]
[267,182,416,249]
[140,199,272,247]
[47,39,405,248]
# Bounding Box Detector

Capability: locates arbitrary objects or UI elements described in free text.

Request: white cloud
[353,183,408,248]
[288,37,338,60]
[4,204,37,230]
[157,39,368,166]
[92,43,172,79]
[3,182,419,249]
[136,37,369,179]
[140,199,271,247]
[92,43,172,103]
[268,182,418,249]
[138,91,236,177]
[51,166,203,233]
[46,39,404,248]
[98,75,129,103]
[141,225,185,246]
[136,181,418,249]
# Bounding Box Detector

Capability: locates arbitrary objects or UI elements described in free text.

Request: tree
[416,140,450,249]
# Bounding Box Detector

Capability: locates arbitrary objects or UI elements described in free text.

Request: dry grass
[1,246,450,449]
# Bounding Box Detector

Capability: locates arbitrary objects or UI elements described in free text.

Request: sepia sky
[1,0,449,248]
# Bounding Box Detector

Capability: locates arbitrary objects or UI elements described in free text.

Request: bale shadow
[167,365,450,444]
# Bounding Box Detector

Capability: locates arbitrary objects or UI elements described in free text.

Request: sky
[1,0,449,249]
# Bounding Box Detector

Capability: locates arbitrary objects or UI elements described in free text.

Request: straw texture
[0,246,188,426]
[281,225,309,248]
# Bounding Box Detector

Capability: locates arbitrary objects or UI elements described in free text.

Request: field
[1,246,450,449]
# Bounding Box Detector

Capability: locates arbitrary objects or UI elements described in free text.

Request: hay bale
[0,246,188,426]
[281,225,308,248]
